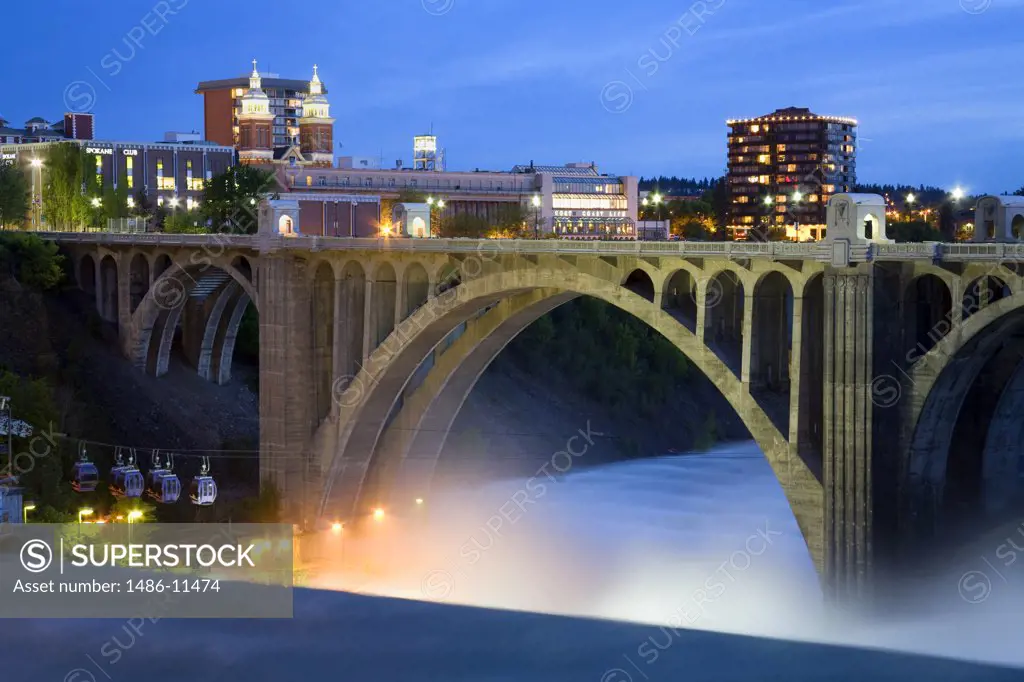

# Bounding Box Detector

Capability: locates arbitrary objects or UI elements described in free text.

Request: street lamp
[22,503,35,524]
[905,193,916,221]
[792,191,803,240]
[436,200,445,209]
[29,159,42,230]
[531,194,541,238]
[127,510,142,524]
[426,196,435,206]
[78,508,93,524]
[90,198,102,208]
[952,187,965,201]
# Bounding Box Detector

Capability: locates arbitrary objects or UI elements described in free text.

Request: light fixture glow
[331,522,343,534]
[952,187,965,200]
[437,200,445,209]
[531,195,541,208]
[90,198,102,208]
[78,508,94,524]
[372,507,385,522]
[30,159,42,168]
[427,196,435,205]
[906,193,916,204]
[127,510,142,523]
[415,498,424,505]
[169,197,180,207]
[764,196,774,206]
[792,191,803,202]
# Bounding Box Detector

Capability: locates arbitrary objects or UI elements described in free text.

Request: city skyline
[3,0,1024,191]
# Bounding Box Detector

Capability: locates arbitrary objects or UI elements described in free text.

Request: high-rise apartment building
[726,107,857,241]
[196,62,328,149]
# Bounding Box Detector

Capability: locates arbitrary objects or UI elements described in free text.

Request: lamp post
[128,509,142,540]
[905,193,916,222]
[78,507,93,542]
[792,191,803,240]
[531,194,541,239]
[22,503,35,524]
[30,159,42,230]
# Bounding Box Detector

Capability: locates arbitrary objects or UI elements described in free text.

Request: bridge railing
[34,231,1024,264]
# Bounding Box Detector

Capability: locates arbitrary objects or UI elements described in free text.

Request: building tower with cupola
[298,64,335,168]
[237,59,276,165]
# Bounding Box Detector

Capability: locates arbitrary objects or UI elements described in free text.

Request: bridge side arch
[127,259,259,376]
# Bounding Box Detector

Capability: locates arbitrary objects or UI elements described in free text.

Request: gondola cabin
[111,467,144,499]
[190,476,217,506]
[147,470,180,504]
[72,460,99,493]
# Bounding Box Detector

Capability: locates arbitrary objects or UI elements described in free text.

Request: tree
[0,163,30,229]
[938,201,957,241]
[701,177,730,237]
[0,370,72,514]
[0,232,64,290]
[437,212,490,238]
[202,166,279,234]
[43,143,87,231]
[163,210,207,234]
[132,190,153,218]
[887,220,942,243]
[494,203,527,238]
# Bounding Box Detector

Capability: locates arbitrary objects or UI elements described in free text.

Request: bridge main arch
[317,264,824,567]
[904,291,1024,546]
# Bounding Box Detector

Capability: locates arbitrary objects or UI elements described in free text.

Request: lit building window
[757,154,770,164]
[95,155,103,187]
[127,196,135,208]
[750,124,760,133]
[157,159,175,190]
[157,196,165,206]
[125,156,134,189]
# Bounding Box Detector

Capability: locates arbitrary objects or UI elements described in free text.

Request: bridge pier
[821,264,902,601]
[258,254,317,524]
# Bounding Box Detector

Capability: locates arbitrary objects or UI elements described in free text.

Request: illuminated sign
[86,147,113,155]
[0,153,16,161]
[122,149,138,156]
[414,136,437,153]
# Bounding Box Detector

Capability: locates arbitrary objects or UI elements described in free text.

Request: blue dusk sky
[3,0,1024,191]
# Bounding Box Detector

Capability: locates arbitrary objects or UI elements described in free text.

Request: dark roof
[273,145,304,161]
[25,116,49,124]
[772,107,812,116]
[196,77,326,94]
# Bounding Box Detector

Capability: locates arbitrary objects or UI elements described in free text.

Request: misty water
[306,441,1024,670]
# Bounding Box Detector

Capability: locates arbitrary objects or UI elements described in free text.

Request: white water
[305,441,1024,669]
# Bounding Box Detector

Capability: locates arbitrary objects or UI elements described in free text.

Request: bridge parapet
[41,231,1024,264]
